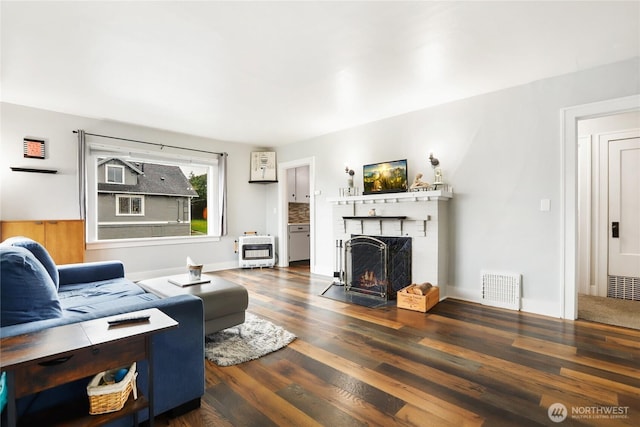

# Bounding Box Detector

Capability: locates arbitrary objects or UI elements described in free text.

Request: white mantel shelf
[327,189,453,204]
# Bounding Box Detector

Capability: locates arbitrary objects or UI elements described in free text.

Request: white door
[608,136,640,295]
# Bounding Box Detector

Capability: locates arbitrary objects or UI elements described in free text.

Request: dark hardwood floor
[157,264,640,426]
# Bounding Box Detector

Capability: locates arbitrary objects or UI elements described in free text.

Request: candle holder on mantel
[340,165,358,196]
[429,153,444,189]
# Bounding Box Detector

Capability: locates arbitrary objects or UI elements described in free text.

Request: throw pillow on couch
[2,236,59,288]
[0,245,63,327]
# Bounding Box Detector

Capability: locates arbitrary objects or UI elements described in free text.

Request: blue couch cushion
[2,236,59,289]
[62,293,161,321]
[0,246,63,327]
[58,278,147,311]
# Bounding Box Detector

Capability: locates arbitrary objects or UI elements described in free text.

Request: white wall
[270,57,640,317]
[0,103,270,279]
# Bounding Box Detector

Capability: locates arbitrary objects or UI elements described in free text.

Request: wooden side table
[0,308,177,427]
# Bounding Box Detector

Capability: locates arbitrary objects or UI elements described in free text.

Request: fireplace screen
[344,235,411,300]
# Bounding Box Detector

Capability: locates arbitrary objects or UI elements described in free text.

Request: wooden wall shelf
[10,166,58,174]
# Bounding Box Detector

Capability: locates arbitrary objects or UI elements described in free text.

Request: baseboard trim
[446,287,562,318]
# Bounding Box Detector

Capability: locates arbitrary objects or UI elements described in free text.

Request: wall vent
[608,275,640,301]
[481,271,522,310]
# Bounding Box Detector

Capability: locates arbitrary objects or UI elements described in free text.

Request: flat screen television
[363,159,408,195]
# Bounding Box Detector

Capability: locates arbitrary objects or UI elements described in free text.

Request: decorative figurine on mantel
[409,173,430,191]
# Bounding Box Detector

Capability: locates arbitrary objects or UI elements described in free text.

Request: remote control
[107,315,151,326]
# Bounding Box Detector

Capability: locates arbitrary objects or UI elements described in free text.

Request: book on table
[167,274,211,287]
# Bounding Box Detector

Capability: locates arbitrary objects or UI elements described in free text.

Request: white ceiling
[2,1,639,146]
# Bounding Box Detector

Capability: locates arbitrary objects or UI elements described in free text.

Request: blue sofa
[0,237,204,425]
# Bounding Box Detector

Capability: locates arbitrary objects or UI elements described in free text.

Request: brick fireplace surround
[329,190,452,295]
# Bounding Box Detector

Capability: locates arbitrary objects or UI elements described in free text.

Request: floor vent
[481,271,522,310]
[608,275,640,301]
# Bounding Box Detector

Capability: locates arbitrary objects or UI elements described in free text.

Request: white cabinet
[287,169,296,202]
[296,167,309,203]
[287,166,310,203]
[288,224,310,262]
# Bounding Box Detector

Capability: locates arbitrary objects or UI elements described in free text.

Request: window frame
[105,164,125,184]
[86,142,221,247]
[115,194,145,216]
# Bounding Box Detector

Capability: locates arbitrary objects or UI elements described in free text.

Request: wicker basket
[87,362,138,415]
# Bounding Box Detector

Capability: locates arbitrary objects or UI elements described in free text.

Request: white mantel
[329,190,452,292]
[326,189,453,204]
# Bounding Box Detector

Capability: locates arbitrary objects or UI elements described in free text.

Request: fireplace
[344,235,412,300]
[328,190,451,305]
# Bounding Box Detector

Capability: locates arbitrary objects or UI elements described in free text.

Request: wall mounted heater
[481,270,522,310]
[238,235,275,268]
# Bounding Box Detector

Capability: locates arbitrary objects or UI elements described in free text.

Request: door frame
[277,157,315,269]
[561,94,640,319]
[577,134,593,296]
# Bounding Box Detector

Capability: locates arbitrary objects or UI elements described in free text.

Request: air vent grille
[481,271,522,310]
[608,275,640,301]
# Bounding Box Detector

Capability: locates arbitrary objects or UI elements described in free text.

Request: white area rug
[205,312,296,366]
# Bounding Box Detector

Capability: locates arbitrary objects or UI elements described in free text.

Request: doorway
[277,157,315,271]
[562,94,640,320]
[577,115,640,299]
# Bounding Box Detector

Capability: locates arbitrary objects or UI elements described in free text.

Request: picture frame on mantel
[249,151,277,183]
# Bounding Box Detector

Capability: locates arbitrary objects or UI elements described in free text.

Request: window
[86,143,222,243]
[116,195,144,216]
[106,164,125,184]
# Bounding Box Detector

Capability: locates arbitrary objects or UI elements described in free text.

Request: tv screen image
[363,159,408,195]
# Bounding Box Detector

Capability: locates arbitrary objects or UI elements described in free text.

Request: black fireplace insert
[344,235,411,300]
